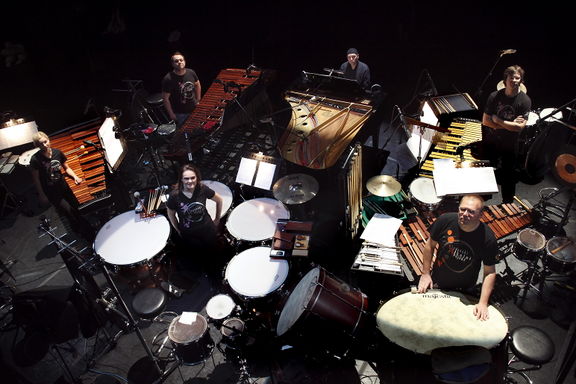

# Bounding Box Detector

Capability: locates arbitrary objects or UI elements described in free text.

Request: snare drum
[513,228,546,262]
[226,198,290,243]
[225,247,289,304]
[376,290,508,354]
[205,294,237,320]
[201,180,233,221]
[94,211,171,288]
[409,177,442,213]
[544,237,576,274]
[276,266,369,354]
[168,313,214,365]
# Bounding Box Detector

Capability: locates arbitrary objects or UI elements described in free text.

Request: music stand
[235,152,278,191]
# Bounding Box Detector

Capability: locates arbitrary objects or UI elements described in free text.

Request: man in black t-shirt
[417,195,498,320]
[162,52,202,126]
[339,48,371,91]
[482,65,532,203]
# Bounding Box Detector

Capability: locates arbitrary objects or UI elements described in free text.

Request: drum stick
[551,239,573,255]
[513,196,532,212]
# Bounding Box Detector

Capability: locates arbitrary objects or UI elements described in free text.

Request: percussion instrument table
[376,290,508,354]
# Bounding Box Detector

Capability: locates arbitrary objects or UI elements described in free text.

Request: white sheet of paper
[179,311,197,325]
[236,157,258,185]
[254,161,276,190]
[433,167,498,196]
[433,158,455,170]
[360,213,402,246]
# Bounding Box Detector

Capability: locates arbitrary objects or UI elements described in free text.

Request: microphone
[500,49,517,55]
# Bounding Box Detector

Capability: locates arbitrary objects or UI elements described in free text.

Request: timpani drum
[276,266,369,354]
[94,211,171,288]
[226,198,290,243]
[544,237,576,274]
[513,228,546,262]
[409,177,442,214]
[376,290,508,355]
[225,247,289,307]
[201,180,234,221]
[168,313,214,365]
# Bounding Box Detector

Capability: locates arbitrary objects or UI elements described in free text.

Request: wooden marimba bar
[397,202,533,277]
[50,120,106,205]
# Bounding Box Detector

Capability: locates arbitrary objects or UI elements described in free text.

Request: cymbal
[366,175,401,197]
[273,173,319,205]
[555,153,576,185]
[497,80,527,94]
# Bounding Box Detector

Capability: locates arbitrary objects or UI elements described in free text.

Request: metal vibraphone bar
[398,202,533,277]
[419,118,483,178]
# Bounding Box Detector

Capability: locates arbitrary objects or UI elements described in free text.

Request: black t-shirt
[30,148,68,197]
[166,184,215,235]
[429,213,498,290]
[161,69,199,114]
[485,89,531,123]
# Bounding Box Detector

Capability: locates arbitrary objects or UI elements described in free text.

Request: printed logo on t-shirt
[179,201,205,228]
[436,239,475,274]
[48,159,62,185]
[180,81,196,104]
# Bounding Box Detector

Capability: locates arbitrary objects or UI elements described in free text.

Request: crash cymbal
[555,153,576,185]
[366,175,401,197]
[273,173,319,205]
[497,80,527,94]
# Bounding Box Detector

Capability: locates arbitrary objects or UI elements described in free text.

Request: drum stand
[533,186,575,236]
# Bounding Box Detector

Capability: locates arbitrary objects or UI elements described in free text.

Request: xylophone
[418,118,484,178]
[167,68,261,160]
[50,119,108,206]
[398,202,533,277]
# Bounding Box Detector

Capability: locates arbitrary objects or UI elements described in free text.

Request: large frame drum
[276,266,368,355]
[94,211,171,287]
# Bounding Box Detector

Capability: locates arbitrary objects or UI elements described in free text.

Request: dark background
[1,1,574,131]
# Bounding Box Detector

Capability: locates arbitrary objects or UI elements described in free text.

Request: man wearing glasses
[162,52,202,126]
[417,194,498,320]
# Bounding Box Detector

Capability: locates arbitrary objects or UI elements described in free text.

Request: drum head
[546,237,576,263]
[225,247,289,298]
[409,177,441,204]
[221,318,245,337]
[526,111,539,126]
[540,108,562,123]
[517,228,546,251]
[276,267,320,336]
[94,211,171,266]
[201,180,233,220]
[206,294,236,320]
[157,123,176,136]
[168,314,208,345]
[226,198,290,242]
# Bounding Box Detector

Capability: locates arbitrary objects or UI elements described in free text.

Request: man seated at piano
[417,194,498,321]
[162,52,202,126]
[166,164,223,277]
[481,65,531,204]
[339,48,371,91]
[30,131,94,240]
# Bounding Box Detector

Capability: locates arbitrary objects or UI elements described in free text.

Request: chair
[505,326,555,384]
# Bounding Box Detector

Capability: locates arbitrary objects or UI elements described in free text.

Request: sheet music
[360,213,403,246]
[433,167,498,196]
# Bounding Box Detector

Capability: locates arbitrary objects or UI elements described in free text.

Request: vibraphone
[398,202,533,277]
[167,68,261,159]
[418,118,484,178]
[50,119,108,206]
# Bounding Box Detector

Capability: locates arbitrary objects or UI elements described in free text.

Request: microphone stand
[474,51,511,101]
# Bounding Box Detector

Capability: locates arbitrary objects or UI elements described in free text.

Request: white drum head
[94,211,170,265]
[201,180,233,220]
[517,228,546,251]
[540,108,562,122]
[409,177,441,204]
[225,247,289,298]
[206,294,236,320]
[526,111,539,126]
[276,267,319,336]
[225,198,290,242]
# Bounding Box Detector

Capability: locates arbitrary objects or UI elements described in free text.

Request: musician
[417,194,498,321]
[30,132,94,240]
[162,52,202,126]
[339,48,371,90]
[166,164,223,269]
[481,65,531,203]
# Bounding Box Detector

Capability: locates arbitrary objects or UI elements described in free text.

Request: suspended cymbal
[555,153,576,185]
[273,173,319,205]
[366,175,401,197]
